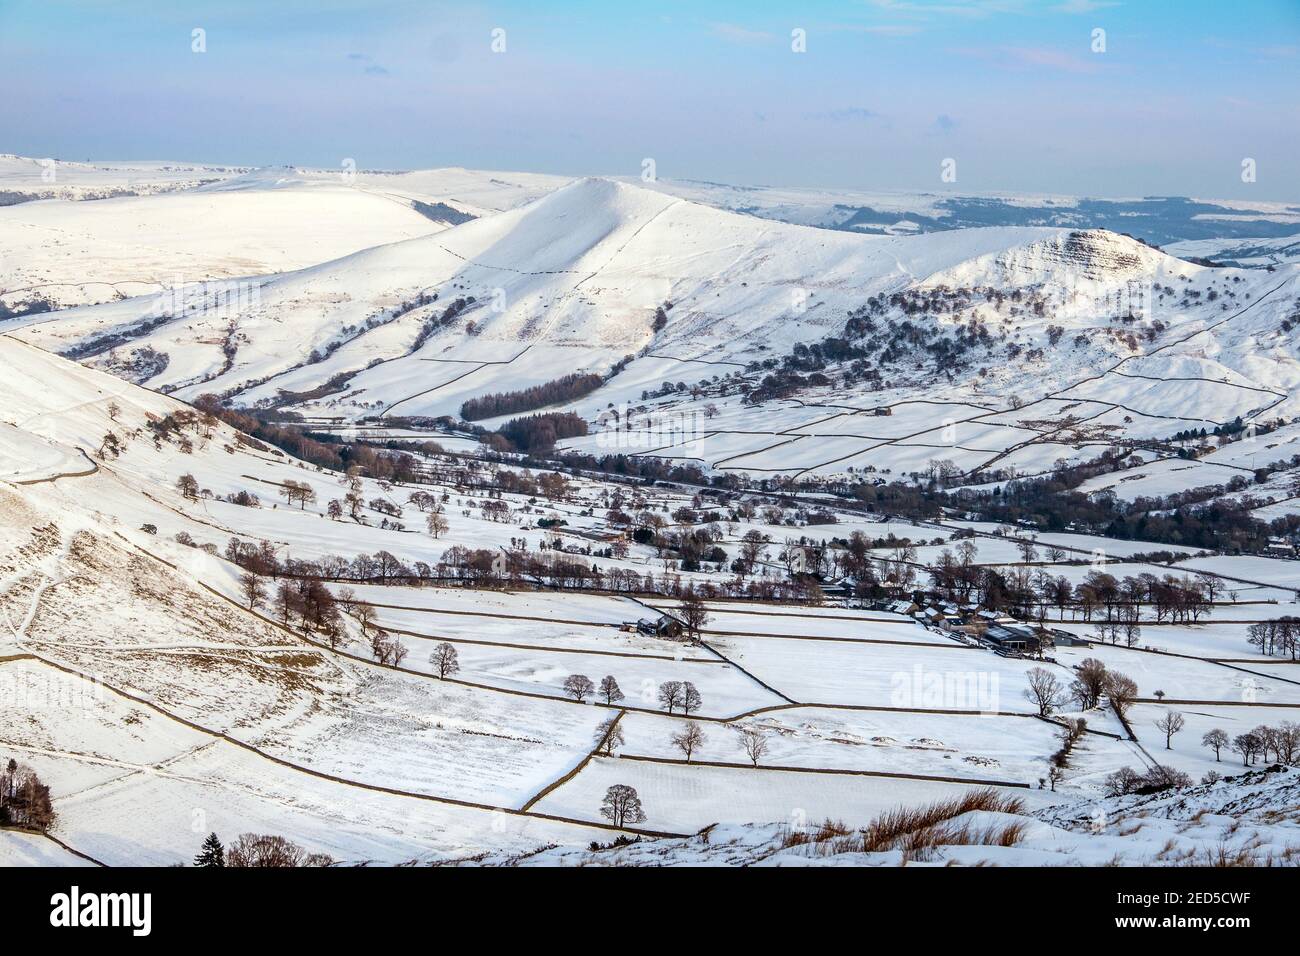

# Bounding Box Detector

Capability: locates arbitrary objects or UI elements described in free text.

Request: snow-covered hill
[0,182,449,312]
[194,163,569,216]
[0,160,574,315]
[4,315,1300,866]
[5,178,1153,415]
[1167,234,1300,269]
[7,157,1300,489]
[472,766,1300,866]
[0,154,245,201]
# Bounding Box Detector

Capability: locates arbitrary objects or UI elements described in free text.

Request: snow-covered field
[531,755,1063,835]
[501,765,1300,867]
[3,154,1300,867]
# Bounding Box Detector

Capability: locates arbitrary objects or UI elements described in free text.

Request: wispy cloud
[1054,0,1121,13]
[805,107,881,123]
[823,22,924,37]
[708,22,775,46]
[866,0,1028,20]
[347,52,390,77]
[958,44,1102,73]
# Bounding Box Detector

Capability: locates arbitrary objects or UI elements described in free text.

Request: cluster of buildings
[875,598,1088,657]
[1266,536,1300,558]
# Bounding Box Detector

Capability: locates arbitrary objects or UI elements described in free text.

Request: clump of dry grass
[1172,844,1262,867]
[779,789,1029,862]
[778,818,852,852]
[861,788,1025,854]
[889,818,1029,863]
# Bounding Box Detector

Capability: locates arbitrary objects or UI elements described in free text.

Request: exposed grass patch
[778,789,1029,862]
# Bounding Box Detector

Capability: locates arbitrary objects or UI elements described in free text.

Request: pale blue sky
[2,0,1297,199]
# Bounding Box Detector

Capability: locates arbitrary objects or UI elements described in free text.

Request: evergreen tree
[194,832,225,867]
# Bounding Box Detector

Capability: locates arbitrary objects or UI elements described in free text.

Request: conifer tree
[195,832,225,867]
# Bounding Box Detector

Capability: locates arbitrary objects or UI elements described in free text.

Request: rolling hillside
[9,173,1299,485]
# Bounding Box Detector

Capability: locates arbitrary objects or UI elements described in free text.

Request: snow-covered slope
[197,164,569,216]
[8,177,1099,414]
[0,338,624,863]
[0,157,570,313]
[0,154,243,201]
[1167,233,1300,269]
[2,332,1297,866]
[477,766,1300,866]
[0,182,449,311]
[0,155,565,213]
[9,171,1300,483]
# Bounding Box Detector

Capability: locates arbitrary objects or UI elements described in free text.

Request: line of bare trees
[1247,618,1300,659]
[930,551,1215,624]
[1201,721,1300,766]
[1022,660,1137,719]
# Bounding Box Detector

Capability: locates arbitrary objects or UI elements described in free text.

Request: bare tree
[352,602,376,636]
[1154,711,1185,750]
[0,760,54,830]
[278,480,317,510]
[391,640,408,666]
[1231,732,1260,766]
[681,682,702,716]
[319,612,347,651]
[369,627,399,664]
[598,675,624,705]
[97,431,122,460]
[657,680,684,714]
[599,784,646,828]
[1071,657,1109,709]
[1024,667,1064,716]
[274,581,294,627]
[1201,728,1228,761]
[737,726,769,767]
[563,674,595,702]
[1252,724,1279,763]
[678,588,710,643]
[1104,766,1143,797]
[739,529,769,573]
[1104,671,1139,719]
[225,833,333,868]
[430,642,459,679]
[426,511,450,538]
[239,571,266,611]
[1277,721,1300,765]
[176,473,199,500]
[671,721,706,763]
[593,716,624,756]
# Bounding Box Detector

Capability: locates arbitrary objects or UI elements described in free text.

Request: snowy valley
[1,157,1299,871]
